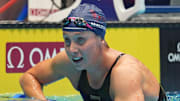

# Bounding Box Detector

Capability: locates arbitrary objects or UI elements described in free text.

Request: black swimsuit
[77,54,124,101]
[158,86,167,101]
[77,53,167,101]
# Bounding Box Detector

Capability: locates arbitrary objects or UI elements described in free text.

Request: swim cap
[63,3,106,39]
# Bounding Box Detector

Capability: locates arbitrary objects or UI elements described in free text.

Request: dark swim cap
[63,3,106,39]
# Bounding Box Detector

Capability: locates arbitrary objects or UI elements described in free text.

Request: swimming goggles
[62,17,93,30]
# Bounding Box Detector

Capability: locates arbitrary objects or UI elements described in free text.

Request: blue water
[1,92,180,101]
[166,91,180,101]
[0,93,83,101]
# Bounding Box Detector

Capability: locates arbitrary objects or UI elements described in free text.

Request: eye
[76,37,86,45]
[64,38,71,47]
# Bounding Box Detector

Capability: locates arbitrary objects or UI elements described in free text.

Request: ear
[102,40,109,48]
[101,39,105,44]
[101,40,106,47]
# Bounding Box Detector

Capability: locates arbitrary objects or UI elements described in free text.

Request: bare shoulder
[51,50,71,70]
[110,54,159,100]
[110,54,144,99]
[51,50,81,88]
[26,50,81,86]
[111,54,144,77]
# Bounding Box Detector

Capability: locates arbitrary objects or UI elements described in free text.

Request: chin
[71,60,87,70]
[74,66,85,71]
[74,63,88,71]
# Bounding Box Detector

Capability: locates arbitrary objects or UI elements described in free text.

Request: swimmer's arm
[19,58,65,100]
[110,64,144,101]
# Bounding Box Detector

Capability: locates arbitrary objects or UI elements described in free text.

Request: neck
[85,48,121,89]
[86,48,116,79]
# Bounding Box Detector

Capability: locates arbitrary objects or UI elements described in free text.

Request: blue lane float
[12,94,56,101]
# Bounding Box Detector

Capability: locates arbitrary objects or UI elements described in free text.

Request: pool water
[166,91,180,101]
[1,92,180,101]
[47,95,83,101]
[0,93,83,101]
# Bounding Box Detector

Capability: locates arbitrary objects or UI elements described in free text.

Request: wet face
[63,31,103,70]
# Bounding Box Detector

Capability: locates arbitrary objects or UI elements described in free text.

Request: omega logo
[7,46,24,68]
[7,46,64,69]
[168,42,180,63]
[177,42,180,52]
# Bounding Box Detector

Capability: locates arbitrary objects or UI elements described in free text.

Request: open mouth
[72,57,83,63]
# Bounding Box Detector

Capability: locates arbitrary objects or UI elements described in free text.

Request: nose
[69,42,79,56]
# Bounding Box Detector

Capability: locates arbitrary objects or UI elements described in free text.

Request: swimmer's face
[63,31,102,70]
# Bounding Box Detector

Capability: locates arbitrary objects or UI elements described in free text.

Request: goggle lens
[63,17,93,30]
